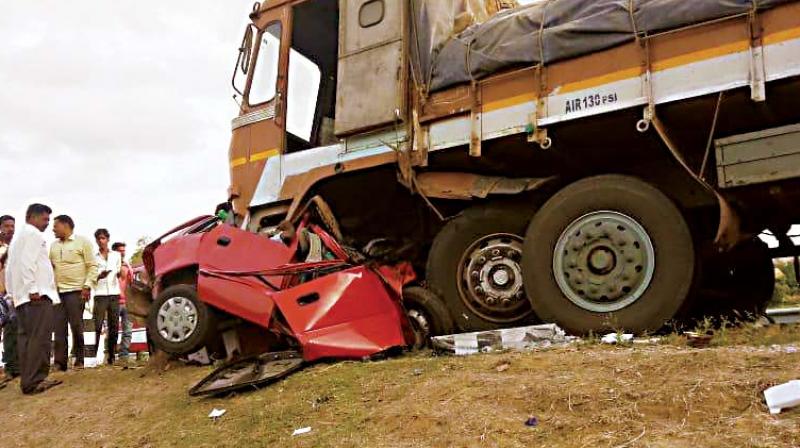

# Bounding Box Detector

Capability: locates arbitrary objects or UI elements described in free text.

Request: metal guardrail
[766,307,800,325]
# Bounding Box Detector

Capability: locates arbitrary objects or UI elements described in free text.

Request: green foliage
[130,236,150,266]
[771,259,800,308]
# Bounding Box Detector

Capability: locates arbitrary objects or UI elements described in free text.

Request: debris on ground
[601,333,634,345]
[208,408,226,420]
[291,427,312,436]
[524,416,539,427]
[764,380,800,414]
[684,331,713,348]
[432,324,575,355]
[190,351,304,397]
[770,344,799,353]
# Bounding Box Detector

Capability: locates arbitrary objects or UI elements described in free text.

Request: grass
[2,324,800,447]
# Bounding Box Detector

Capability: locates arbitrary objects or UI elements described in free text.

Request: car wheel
[403,287,455,349]
[147,284,217,356]
[427,202,536,332]
[522,175,695,334]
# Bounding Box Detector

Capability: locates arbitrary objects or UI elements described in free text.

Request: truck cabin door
[335,0,408,136]
[229,6,289,215]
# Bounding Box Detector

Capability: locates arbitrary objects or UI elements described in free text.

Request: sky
[0,1,252,252]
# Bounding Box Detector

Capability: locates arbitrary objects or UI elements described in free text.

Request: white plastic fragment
[208,408,227,419]
[601,333,634,344]
[433,324,576,355]
[764,380,800,414]
[453,333,479,356]
[292,427,312,436]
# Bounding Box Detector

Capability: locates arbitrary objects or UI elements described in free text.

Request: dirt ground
[2,325,800,448]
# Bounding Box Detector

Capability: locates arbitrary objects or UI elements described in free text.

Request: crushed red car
[132,198,451,395]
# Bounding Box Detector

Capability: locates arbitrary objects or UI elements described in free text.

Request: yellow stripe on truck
[230,148,280,168]
[230,157,248,168]
[250,148,280,162]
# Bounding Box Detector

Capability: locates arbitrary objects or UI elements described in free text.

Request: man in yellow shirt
[49,215,98,370]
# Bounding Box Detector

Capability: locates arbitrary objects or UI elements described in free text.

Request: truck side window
[287,50,322,143]
[360,0,384,28]
[249,22,282,106]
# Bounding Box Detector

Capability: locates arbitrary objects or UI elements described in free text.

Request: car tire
[427,202,536,332]
[522,175,695,334]
[403,287,455,349]
[147,284,217,356]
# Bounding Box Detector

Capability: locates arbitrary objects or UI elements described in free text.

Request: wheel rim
[457,233,530,323]
[553,211,655,313]
[157,296,199,343]
[407,308,431,348]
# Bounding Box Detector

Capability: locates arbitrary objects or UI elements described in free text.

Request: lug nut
[486,297,497,305]
[492,249,501,257]
[471,271,480,278]
[478,256,487,264]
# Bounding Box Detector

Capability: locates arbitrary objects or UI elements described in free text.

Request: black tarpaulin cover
[412,0,796,92]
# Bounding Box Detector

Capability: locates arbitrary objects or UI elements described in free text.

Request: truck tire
[522,175,695,334]
[692,238,774,321]
[403,287,455,349]
[147,284,218,356]
[427,202,536,332]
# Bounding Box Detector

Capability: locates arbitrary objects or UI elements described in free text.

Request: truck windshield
[249,22,282,106]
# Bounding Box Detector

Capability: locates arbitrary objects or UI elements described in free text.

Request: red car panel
[152,232,203,280]
[196,225,294,327]
[270,266,411,361]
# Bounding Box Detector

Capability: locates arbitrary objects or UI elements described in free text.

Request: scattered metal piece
[766,307,800,325]
[190,351,304,397]
[684,332,713,348]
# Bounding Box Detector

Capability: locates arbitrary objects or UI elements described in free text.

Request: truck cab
[228,0,407,224]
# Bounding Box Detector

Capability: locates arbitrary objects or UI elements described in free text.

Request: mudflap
[188,351,304,397]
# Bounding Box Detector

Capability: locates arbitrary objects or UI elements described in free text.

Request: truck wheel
[427,203,536,331]
[522,175,694,334]
[693,238,774,321]
[147,284,217,356]
[403,287,455,349]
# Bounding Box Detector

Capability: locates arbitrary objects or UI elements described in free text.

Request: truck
[140,0,800,357]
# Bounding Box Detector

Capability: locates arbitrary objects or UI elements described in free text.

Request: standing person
[0,215,20,382]
[113,242,133,363]
[50,215,98,371]
[5,204,62,394]
[93,229,121,365]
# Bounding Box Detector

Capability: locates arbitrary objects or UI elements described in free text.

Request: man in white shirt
[93,228,122,365]
[5,204,62,395]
